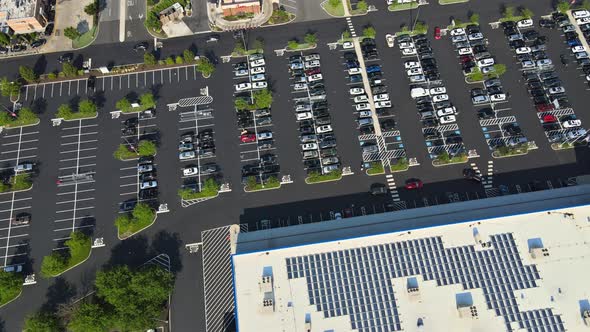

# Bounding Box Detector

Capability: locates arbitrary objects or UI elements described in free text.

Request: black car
[138,156,154,164]
[11,44,26,52]
[477,108,495,119]
[503,124,522,135]
[139,188,158,200]
[58,53,74,63]
[523,30,539,42]
[539,19,556,29]
[531,51,547,60]
[234,62,248,70]
[487,86,504,95]
[87,75,96,90]
[304,159,321,169]
[539,71,558,81]
[529,89,545,97]
[422,118,438,127]
[343,52,357,60]
[463,168,482,182]
[133,42,149,52]
[119,200,137,212]
[528,80,543,90]
[122,126,136,136]
[0,47,7,54]
[509,39,525,49]
[319,139,337,149]
[124,117,138,128]
[380,119,396,130]
[372,85,387,94]
[359,125,375,134]
[560,54,569,66]
[299,125,314,135]
[423,130,441,140]
[260,154,277,165]
[315,116,331,126]
[445,134,463,144]
[30,39,46,48]
[289,55,302,62]
[198,129,214,140]
[370,183,388,195]
[533,95,550,105]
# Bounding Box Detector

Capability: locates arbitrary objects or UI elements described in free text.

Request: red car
[542,114,557,123]
[305,68,321,76]
[459,55,474,64]
[434,26,441,40]
[343,208,353,218]
[240,133,256,143]
[536,104,555,112]
[405,178,423,190]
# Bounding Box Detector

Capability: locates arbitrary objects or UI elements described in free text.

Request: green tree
[40,252,67,277]
[253,89,273,109]
[287,39,299,49]
[235,98,250,110]
[95,265,173,330]
[68,302,112,332]
[137,140,157,156]
[140,92,155,108]
[16,107,38,124]
[183,49,195,63]
[64,27,81,40]
[356,0,368,11]
[414,21,427,33]
[116,97,131,111]
[62,62,78,77]
[582,0,590,10]
[0,32,10,46]
[56,104,73,119]
[23,312,61,332]
[520,7,533,19]
[253,37,264,51]
[65,231,90,260]
[329,0,340,6]
[304,33,317,45]
[363,26,376,38]
[144,11,162,32]
[0,270,22,304]
[78,99,97,115]
[18,66,37,83]
[503,6,515,19]
[557,0,571,13]
[196,57,215,77]
[144,52,157,65]
[165,57,175,65]
[84,1,99,16]
[233,41,246,55]
[470,13,480,24]
[342,30,351,39]
[492,63,507,77]
[246,176,257,190]
[175,55,184,64]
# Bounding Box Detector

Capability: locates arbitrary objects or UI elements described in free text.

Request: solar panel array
[285,233,565,332]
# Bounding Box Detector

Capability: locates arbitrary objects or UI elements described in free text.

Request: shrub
[78,99,97,115]
[56,104,73,118]
[363,26,376,38]
[47,72,57,79]
[329,0,340,6]
[144,53,157,65]
[62,62,78,77]
[304,33,317,45]
[520,8,533,19]
[137,140,157,156]
[18,66,37,83]
[175,55,184,64]
[253,89,273,109]
[287,40,299,49]
[165,57,174,65]
[116,97,131,111]
[139,93,155,108]
[0,77,20,97]
[40,252,67,277]
[356,0,368,11]
[84,1,99,16]
[64,27,81,40]
[196,57,215,77]
[557,0,570,13]
[503,6,515,19]
[470,13,479,24]
[183,49,195,63]
[0,270,22,305]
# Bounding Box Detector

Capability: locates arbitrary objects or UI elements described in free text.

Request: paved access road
[1,1,590,331]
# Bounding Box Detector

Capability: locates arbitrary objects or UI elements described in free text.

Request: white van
[410,87,429,99]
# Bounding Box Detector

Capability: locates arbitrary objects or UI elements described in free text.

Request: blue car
[366,64,381,73]
[567,39,581,47]
[346,60,359,69]
[350,74,362,83]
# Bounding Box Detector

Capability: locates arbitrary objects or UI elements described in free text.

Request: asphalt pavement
[1,1,590,331]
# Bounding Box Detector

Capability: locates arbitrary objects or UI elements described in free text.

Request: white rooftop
[232,187,590,332]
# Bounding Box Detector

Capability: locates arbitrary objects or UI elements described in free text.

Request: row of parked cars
[233,54,268,92]
[549,10,590,86]
[289,53,340,175]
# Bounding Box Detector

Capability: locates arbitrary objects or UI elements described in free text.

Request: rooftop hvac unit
[583,310,590,325]
[260,275,273,292]
[530,247,549,259]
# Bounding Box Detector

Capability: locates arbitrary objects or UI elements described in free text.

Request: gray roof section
[235,184,590,254]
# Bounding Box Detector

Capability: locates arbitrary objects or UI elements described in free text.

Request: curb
[285,44,318,52]
[491,151,528,159]
[431,158,468,167]
[0,184,34,196]
[243,184,281,192]
[305,175,343,184]
[390,166,409,173]
[49,248,92,277]
[438,0,470,4]
[365,169,385,176]
[118,214,158,240]
[2,119,41,130]
[72,23,100,50]
[320,1,346,18]
[61,112,99,122]
[0,289,22,309]
[387,3,421,12]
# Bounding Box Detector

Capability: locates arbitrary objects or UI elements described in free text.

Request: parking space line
[56,197,94,204]
[55,206,94,214]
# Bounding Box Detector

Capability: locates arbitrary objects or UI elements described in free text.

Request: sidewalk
[208,0,274,31]
[44,0,96,52]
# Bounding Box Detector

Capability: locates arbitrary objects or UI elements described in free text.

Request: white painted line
[59,156,95,162]
[59,147,97,154]
[1,147,37,154]
[55,206,94,214]
[56,197,94,205]
[54,224,94,232]
[57,189,95,196]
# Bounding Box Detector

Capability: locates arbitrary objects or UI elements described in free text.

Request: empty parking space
[54,120,98,249]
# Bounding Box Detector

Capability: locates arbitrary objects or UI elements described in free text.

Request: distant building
[0,0,48,35]
[220,0,261,17]
[159,2,184,26]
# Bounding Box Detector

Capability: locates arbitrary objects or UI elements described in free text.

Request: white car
[537,59,553,68]
[304,53,320,61]
[517,19,533,28]
[138,164,153,173]
[373,93,389,102]
[348,68,361,75]
[430,87,446,95]
[458,47,472,55]
[295,104,311,112]
[140,180,158,190]
[375,101,392,108]
[235,69,248,77]
[252,82,267,89]
[307,74,323,82]
[402,48,417,56]
[179,151,195,160]
[257,132,273,140]
[586,74,590,82]
[452,35,468,43]
[250,67,265,74]
[410,87,429,99]
[349,87,365,95]
[432,94,449,103]
[355,103,371,111]
[437,107,456,117]
[358,110,372,118]
[251,74,265,82]
[294,83,307,91]
[316,125,333,134]
[477,58,495,68]
[573,9,590,19]
[354,95,369,103]
[515,47,531,54]
[548,86,565,95]
[407,68,423,76]
[183,167,199,176]
[467,33,484,41]
[450,28,466,36]
[296,112,313,121]
[572,45,586,53]
[404,61,420,69]
[521,60,536,69]
[304,60,320,69]
[409,75,425,83]
[577,17,590,25]
[399,41,415,49]
[490,93,507,102]
[386,34,395,47]
[301,143,318,151]
[439,115,456,124]
[575,51,589,59]
[342,41,354,49]
[234,82,251,92]
[563,119,582,128]
[250,59,265,67]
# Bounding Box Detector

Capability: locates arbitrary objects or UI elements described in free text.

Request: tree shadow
[68,96,81,110]
[125,91,139,102]
[149,84,162,100]
[33,55,47,76]
[204,49,218,65]
[40,277,77,313]
[91,90,106,108]
[30,97,47,115]
[0,317,5,332]
[8,239,32,274]
[106,235,150,268]
[149,231,183,274]
[78,216,96,237]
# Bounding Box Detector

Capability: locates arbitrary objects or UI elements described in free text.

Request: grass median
[244,176,280,192]
[113,140,157,161]
[321,1,345,16]
[306,170,342,184]
[115,203,156,239]
[0,107,39,128]
[72,26,98,49]
[388,2,418,11]
[366,161,384,175]
[439,0,469,4]
[178,178,220,200]
[0,270,23,307]
[40,232,91,278]
[0,174,33,193]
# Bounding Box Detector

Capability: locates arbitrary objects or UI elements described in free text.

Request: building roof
[0,0,39,21]
[232,185,590,332]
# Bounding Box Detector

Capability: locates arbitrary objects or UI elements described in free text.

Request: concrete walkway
[208,0,274,30]
[45,0,95,52]
[342,0,351,17]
